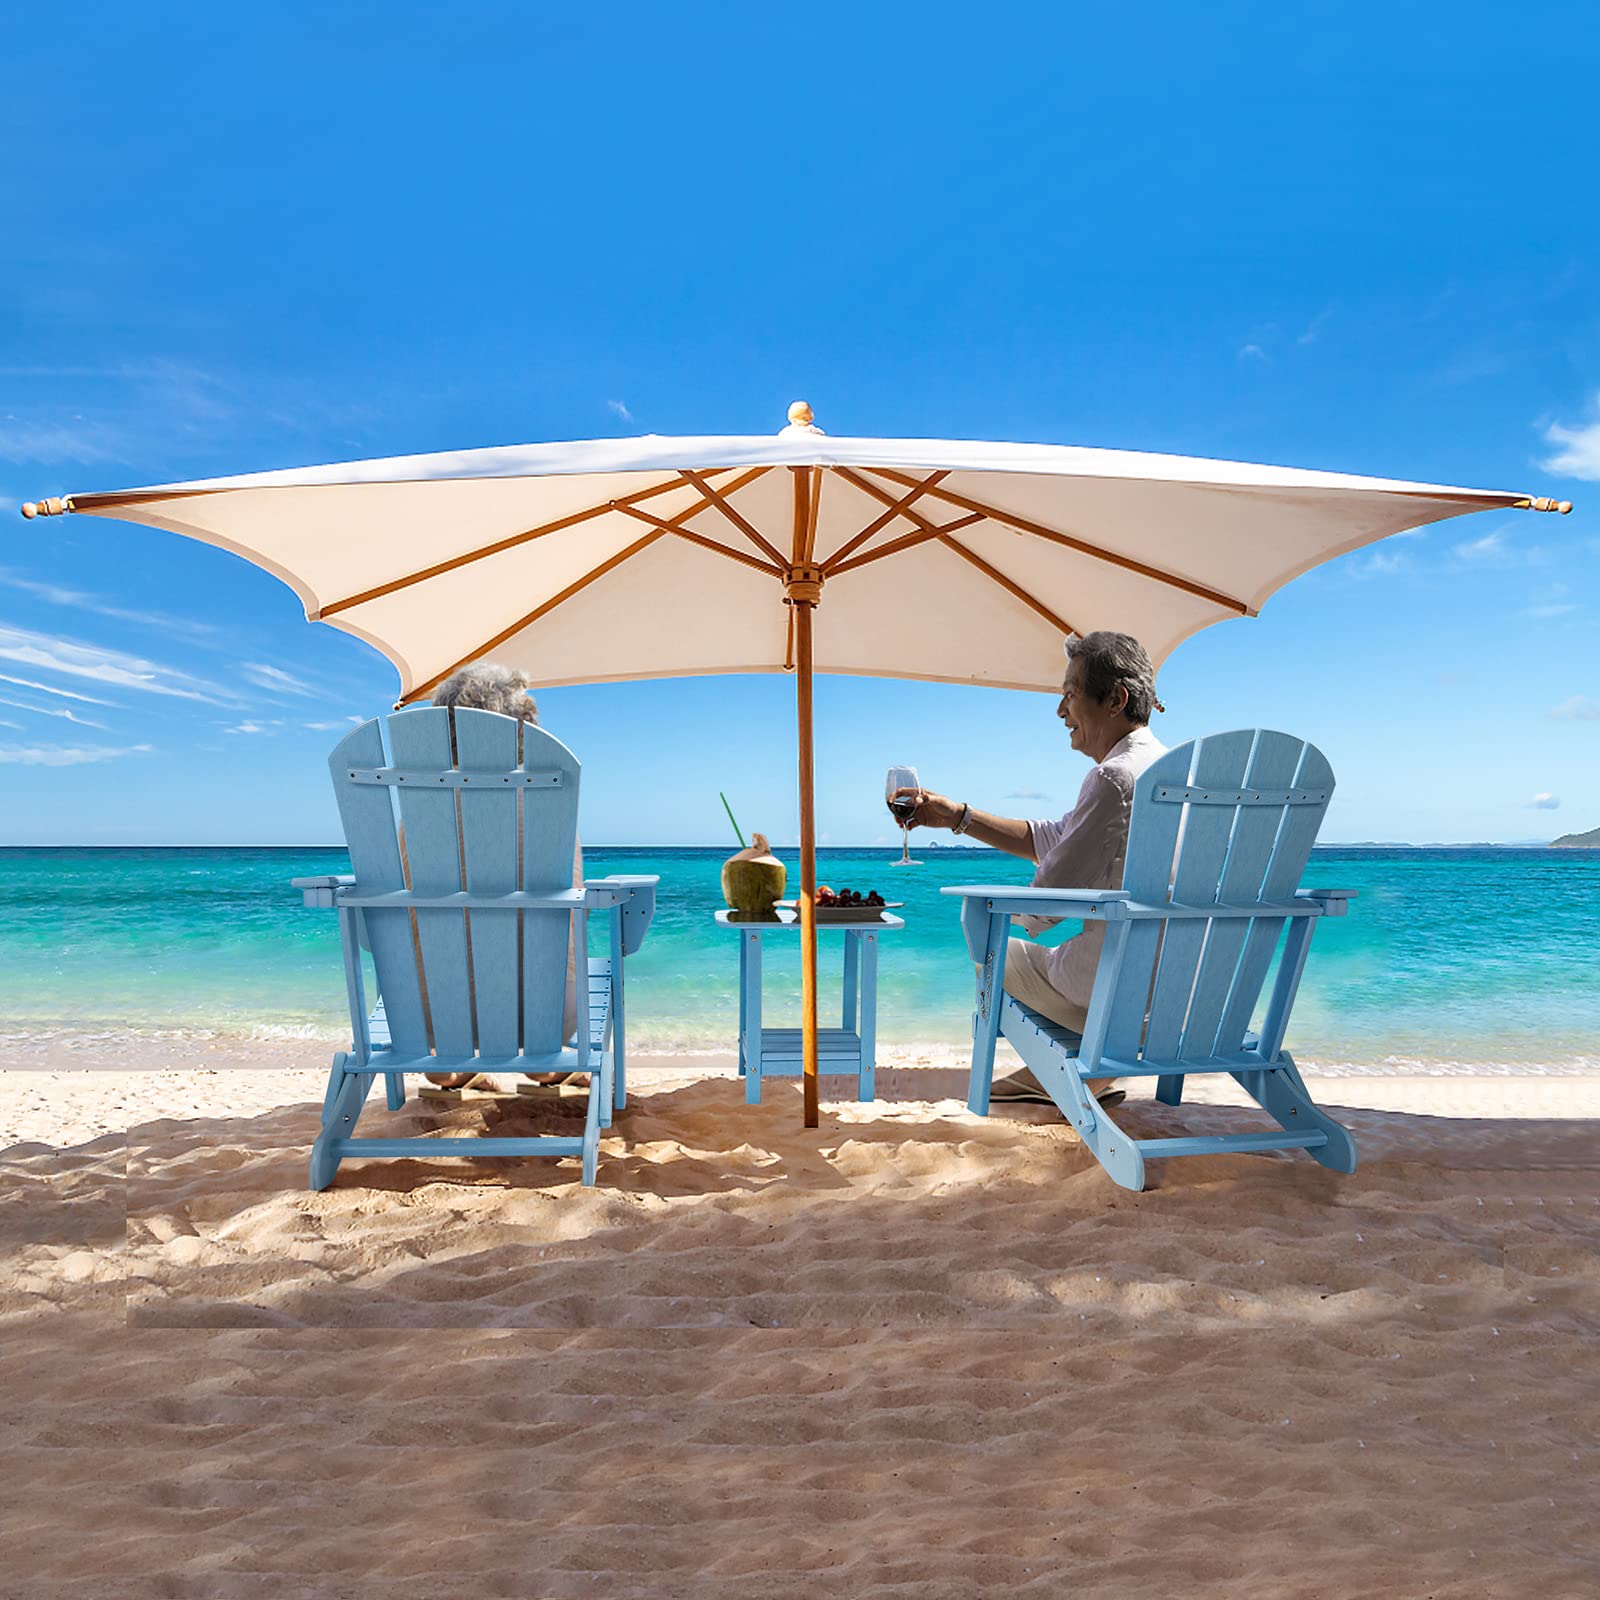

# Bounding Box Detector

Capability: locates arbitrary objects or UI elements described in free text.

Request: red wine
[888,796,917,823]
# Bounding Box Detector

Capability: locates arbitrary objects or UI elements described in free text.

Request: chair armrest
[586,875,659,955]
[941,884,1132,919]
[292,874,356,908]
[1297,888,1357,918]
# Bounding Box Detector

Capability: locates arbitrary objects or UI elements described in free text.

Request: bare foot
[426,1072,475,1088]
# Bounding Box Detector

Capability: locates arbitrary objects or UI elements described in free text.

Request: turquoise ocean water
[4,846,1598,1068]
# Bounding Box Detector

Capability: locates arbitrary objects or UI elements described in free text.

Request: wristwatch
[952,803,973,835]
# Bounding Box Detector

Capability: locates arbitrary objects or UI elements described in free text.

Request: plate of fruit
[777,887,902,921]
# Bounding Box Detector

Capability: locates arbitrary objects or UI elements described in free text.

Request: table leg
[843,929,859,1032]
[743,930,763,1104]
[737,929,747,1079]
[859,931,878,1102]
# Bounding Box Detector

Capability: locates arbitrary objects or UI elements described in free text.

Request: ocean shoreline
[4,1026,1597,1079]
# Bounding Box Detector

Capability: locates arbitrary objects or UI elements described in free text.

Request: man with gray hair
[902,631,1167,1106]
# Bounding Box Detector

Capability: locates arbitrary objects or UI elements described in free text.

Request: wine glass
[885,764,922,867]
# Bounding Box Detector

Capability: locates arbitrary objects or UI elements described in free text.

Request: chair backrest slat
[1140,730,1256,1061]
[1094,742,1192,1063]
[1104,728,1334,1068]
[327,709,581,1064]
[452,709,523,1058]
[517,724,582,1057]
[1187,730,1307,1058]
[328,719,431,1054]
[387,708,475,1057]
[1212,739,1335,1055]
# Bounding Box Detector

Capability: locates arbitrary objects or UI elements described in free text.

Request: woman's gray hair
[1064,631,1164,724]
[431,663,539,724]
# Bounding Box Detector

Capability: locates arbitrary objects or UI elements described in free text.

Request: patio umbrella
[23,406,1569,1125]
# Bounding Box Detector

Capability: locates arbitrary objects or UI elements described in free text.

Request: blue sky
[3,1,1597,846]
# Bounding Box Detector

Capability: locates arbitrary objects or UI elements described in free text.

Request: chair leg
[598,1047,615,1129]
[1235,1052,1358,1174]
[311,1063,370,1191]
[1155,1072,1184,1106]
[321,1051,348,1117]
[968,1007,998,1115]
[385,1073,405,1111]
[966,913,1007,1116]
[581,1072,601,1186]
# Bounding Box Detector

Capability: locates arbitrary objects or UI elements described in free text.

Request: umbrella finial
[20,497,67,519]
[780,400,824,437]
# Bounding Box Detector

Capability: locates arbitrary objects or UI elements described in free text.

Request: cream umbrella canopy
[23,406,1570,1125]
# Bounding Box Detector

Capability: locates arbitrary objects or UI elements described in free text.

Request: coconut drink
[721,832,786,915]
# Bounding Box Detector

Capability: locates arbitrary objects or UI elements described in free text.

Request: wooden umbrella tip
[20,497,66,519]
[1525,496,1574,514]
[787,400,814,426]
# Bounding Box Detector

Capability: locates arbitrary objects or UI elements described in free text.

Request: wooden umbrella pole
[788,459,823,1129]
[794,596,820,1128]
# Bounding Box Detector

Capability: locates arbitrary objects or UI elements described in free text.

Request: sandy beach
[3,1053,1597,1597]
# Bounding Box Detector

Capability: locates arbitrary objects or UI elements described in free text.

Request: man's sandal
[417,1073,502,1103]
[987,1075,1127,1110]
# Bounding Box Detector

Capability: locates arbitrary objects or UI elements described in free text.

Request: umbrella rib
[856,466,1254,615]
[936,531,1078,637]
[400,528,667,704]
[317,468,748,619]
[611,502,784,576]
[803,467,823,564]
[818,470,949,571]
[677,468,786,565]
[790,467,810,563]
[827,511,985,575]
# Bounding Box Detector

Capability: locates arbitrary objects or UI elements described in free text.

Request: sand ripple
[2,1067,1598,1595]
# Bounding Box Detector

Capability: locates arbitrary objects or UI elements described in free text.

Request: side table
[714,908,906,1104]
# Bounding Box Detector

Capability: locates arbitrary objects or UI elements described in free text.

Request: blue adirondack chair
[944,729,1357,1191]
[292,706,658,1189]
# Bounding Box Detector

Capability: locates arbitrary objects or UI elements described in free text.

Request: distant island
[1552,825,1600,848]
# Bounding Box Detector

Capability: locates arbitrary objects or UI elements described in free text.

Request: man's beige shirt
[1022,725,1168,1011]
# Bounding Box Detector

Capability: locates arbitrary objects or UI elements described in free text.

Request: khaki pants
[1001,938,1089,1034]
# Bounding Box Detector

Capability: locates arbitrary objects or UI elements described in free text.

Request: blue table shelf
[715,907,906,1104]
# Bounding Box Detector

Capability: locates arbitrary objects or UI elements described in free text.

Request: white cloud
[1523,602,1580,619]
[0,417,127,465]
[221,720,282,735]
[1539,393,1600,481]
[0,693,109,730]
[305,716,364,731]
[0,622,229,702]
[1526,793,1561,810]
[0,718,18,729]
[1236,343,1268,364]
[0,566,216,637]
[1550,695,1600,721]
[1297,306,1334,346]
[1004,789,1050,800]
[1454,529,1505,562]
[0,742,151,767]
[0,671,115,705]
[241,662,318,697]
[606,399,634,422]
[1353,548,1409,577]
[1452,526,1545,567]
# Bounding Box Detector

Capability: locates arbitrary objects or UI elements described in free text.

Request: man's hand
[891,789,1038,861]
[893,787,963,831]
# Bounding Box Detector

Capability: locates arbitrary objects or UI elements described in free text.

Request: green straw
[720,792,747,849]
